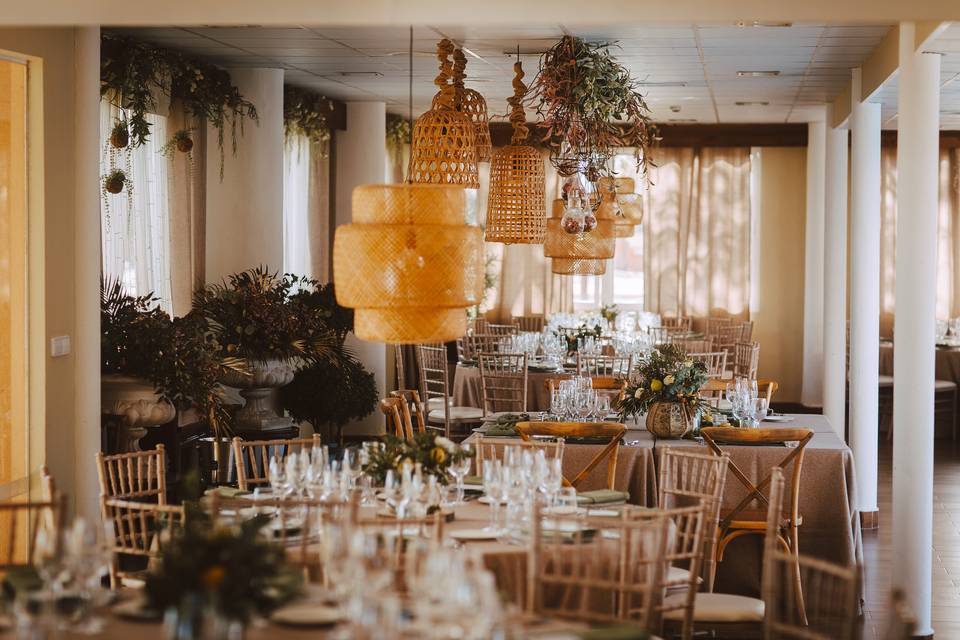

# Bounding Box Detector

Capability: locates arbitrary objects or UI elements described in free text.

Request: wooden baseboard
[860,510,880,530]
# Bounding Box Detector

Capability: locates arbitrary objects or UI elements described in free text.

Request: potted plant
[109,120,129,149]
[101,280,235,451]
[600,303,620,327]
[616,343,708,439]
[192,268,343,434]
[160,128,195,156]
[102,168,131,195]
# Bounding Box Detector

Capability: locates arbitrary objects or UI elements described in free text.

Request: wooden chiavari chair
[478,352,528,416]
[576,353,634,378]
[735,320,754,342]
[96,445,167,504]
[512,315,545,332]
[460,334,502,361]
[231,435,323,491]
[657,448,730,592]
[648,326,672,345]
[102,498,186,588]
[0,493,66,571]
[527,503,670,630]
[687,351,728,379]
[418,344,483,439]
[704,317,733,340]
[662,316,692,331]
[673,337,714,354]
[515,422,625,490]
[473,435,565,476]
[733,341,761,379]
[471,317,490,334]
[486,323,519,336]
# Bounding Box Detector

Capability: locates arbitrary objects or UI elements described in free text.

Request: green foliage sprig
[100,34,258,177]
[616,344,708,420]
[362,433,474,486]
[283,85,333,154]
[553,322,603,353]
[527,35,657,178]
[386,113,411,149]
[600,304,620,324]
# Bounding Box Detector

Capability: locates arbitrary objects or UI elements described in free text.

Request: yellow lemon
[650,379,663,392]
[431,447,447,464]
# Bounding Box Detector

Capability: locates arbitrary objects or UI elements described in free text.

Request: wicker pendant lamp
[597,176,644,232]
[544,197,615,275]
[552,257,607,276]
[485,60,546,245]
[409,39,479,188]
[435,48,493,164]
[333,184,483,344]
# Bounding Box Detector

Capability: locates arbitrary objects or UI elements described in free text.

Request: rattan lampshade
[598,176,644,226]
[434,48,492,163]
[409,40,479,188]
[544,197,615,266]
[333,184,483,344]
[552,257,607,275]
[485,60,545,245]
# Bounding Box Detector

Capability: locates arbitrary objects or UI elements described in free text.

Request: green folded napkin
[479,412,532,437]
[463,475,483,486]
[576,489,630,505]
[205,486,251,498]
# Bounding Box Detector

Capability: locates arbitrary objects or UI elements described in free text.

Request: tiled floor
[861,440,960,639]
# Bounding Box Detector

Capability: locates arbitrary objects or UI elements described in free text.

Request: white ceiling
[111,23,960,128]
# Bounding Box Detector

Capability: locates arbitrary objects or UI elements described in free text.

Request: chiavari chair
[715,324,743,357]
[512,315,545,332]
[733,341,761,379]
[698,378,728,409]
[0,493,66,571]
[473,435,565,476]
[527,503,670,630]
[687,351,728,379]
[673,337,714,354]
[704,317,733,340]
[418,343,483,439]
[96,445,167,504]
[648,326,672,345]
[390,389,428,438]
[576,353,634,378]
[232,435,323,491]
[471,317,490,334]
[101,497,186,588]
[486,322,519,336]
[380,397,409,439]
[515,421,625,490]
[657,448,730,592]
[478,352,528,416]
[736,320,754,342]
[662,316,692,331]
[460,333,502,361]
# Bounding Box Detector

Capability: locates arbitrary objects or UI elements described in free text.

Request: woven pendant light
[597,176,644,227]
[485,60,545,245]
[544,197,615,275]
[333,184,483,344]
[552,257,607,276]
[435,48,493,163]
[409,40,479,188]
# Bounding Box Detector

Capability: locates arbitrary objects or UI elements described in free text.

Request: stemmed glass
[482,462,503,535]
[449,443,473,504]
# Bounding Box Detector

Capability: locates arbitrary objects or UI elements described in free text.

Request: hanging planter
[283,85,334,158]
[160,128,195,157]
[109,121,129,149]
[103,169,131,195]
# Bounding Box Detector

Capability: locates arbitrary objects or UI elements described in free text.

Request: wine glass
[482,462,503,534]
[751,398,769,427]
[449,443,473,504]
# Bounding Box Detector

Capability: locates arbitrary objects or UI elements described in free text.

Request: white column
[801,119,826,408]
[893,22,940,637]
[823,124,849,437]
[335,102,387,435]
[205,68,285,283]
[848,67,881,517]
[73,27,101,522]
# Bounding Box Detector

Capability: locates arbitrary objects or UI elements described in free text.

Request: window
[99,102,172,311]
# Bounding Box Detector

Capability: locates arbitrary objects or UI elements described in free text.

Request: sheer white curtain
[283,134,330,281]
[99,101,173,312]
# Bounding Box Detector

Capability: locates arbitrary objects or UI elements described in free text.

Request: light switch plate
[50,335,71,357]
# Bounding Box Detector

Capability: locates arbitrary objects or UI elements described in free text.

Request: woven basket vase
[485,145,546,244]
[645,401,697,439]
[333,184,483,343]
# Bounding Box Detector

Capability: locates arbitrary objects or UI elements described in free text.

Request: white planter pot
[101,374,176,451]
[219,360,295,433]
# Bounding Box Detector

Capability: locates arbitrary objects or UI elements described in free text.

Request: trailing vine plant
[385,113,411,181]
[100,33,258,179]
[283,85,334,158]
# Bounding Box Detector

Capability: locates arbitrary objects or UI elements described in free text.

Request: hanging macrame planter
[485,59,545,245]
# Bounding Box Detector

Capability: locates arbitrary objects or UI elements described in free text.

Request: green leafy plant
[102,168,131,195]
[362,432,474,485]
[527,35,657,178]
[601,304,620,325]
[554,322,603,353]
[385,113,411,149]
[101,279,239,438]
[109,120,129,149]
[616,343,708,420]
[159,128,195,157]
[283,85,334,155]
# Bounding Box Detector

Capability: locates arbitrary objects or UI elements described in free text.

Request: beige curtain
[643,147,752,319]
[879,147,960,335]
[166,101,206,316]
[487,150,573,321]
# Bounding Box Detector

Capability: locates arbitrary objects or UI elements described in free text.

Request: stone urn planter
[645,401,698,439]
[102,374,177,451]
[219,360,295,433]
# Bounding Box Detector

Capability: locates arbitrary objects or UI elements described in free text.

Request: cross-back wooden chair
[473,434,565,476]
[515,421,626,490]
[733,342,761,379]
[486,322,519,336]
[380,397,409,439]
[527,503,670,630]
[700,427,813,619]
[657,448,730,592]
[418,343,483,439]
[576,353,634,378]
[231,435,323,491]
[96,445,167,504]
[390,389,428,438]
[0,493,66,571]
[687,351,728,379]
[478,352,528,416]
[512,315,545,332]
[662,316,692,331]
[101,497,186,588]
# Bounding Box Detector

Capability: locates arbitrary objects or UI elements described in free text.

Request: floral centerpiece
[362,432,474,485]
[616,344,708,438]
[600,304,620,326]
[554,322,603,354]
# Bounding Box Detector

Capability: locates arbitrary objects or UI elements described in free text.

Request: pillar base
[911,634,933,639]
[860,510,880,530]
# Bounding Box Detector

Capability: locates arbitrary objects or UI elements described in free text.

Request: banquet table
[879,341,957,438]
[453,363,571,412]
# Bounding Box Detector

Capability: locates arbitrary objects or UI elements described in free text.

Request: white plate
[478,495,507,505]
[585,508,621,517]
[271,603,344,628]
[763,415,794,423]
[449,527,499,541]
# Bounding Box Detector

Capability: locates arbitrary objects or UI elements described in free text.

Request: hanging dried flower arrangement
[283,85,334,158]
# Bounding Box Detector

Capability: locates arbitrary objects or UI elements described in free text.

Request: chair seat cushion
[878,374,894,388]
[662,592,764,623]
[935,379,957,391]
[425,396,454,411]
[428,406,485,422]
[666,565,703,586]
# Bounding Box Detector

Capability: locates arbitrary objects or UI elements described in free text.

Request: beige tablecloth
[453,364,569,412]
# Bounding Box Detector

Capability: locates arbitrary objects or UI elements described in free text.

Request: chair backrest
[576,353,634,378]
[379,397,409,439]
[231,435,323,491]
[700,427,814,533]
[459,333,503,361]
[658,448,729,592]
[648,326,671,345]
[417,342,451,409]
[687,351,728,378]
[515,421,626,490]
[757,378,779,405]
[96,445,167,503]
[715,324,742,349]
[662,316,692,331]
[102,497,185,558]
[704,316,733,338]
[478,352,528,415]
[673,338,714,354]
[0,494,65,570]
[486,323,519,336]
[733,341,760,379]
[394,344,407,391]
[735,320,754,342]
[390,389,428,437]
[513,315,545,332]
[527,504,670,629]
[474,435,564,476]
[471,317,490,334]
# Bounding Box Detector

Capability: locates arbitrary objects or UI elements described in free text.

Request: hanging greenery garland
[100,34,258,178]
[283,85,334,157]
